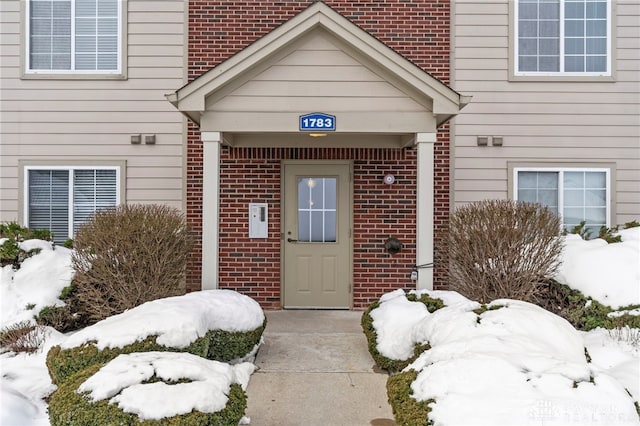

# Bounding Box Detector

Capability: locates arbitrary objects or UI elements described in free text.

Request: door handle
[287,238,298,243]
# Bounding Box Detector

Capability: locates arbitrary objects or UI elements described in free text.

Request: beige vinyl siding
[206,30,433,118]
[452,0,640,225]
[0,0,187,223]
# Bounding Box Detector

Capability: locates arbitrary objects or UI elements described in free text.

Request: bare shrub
[446,200,563,304]
[72,204,193,324]
[0,321,48,353]
[608,325,640,349]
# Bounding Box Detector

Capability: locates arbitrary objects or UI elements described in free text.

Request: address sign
[299,113,336,132]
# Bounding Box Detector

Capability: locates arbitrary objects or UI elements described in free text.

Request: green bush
[48,363,247,426]
[0,222,51,269]
[206,325,266,362]
[386,369,432,426]
[36,306,81,333]
[71,204,194,324]
[405,293,445,312]
[36,282,90,332]
[624,220,640,229]
[0,239,22,268]
[569,219,639,243]
[569,220,595,240]
[47,321,266,385]
[361,293,443,373]
[0,221,52,241]
[535,280,640,331]
[569,220,622,242]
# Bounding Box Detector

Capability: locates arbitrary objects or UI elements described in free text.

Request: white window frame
[513,167,611,228]
[513,0,612,77]
[23,165,121,240]
[24,0,123,75]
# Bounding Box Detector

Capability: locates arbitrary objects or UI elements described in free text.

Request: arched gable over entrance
[168,2,469,308]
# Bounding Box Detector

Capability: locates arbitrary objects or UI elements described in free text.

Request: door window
[297,177,337,242]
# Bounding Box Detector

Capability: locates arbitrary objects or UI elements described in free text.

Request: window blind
[73,169,117,234]
[28,169,70,240]
[516,0,609,74]
[29,0,119,71]
[27,167,118,243]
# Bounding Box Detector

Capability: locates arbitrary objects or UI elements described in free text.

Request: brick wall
[186,0,452,307]
[216,147,419,309]
[188,1,451,83]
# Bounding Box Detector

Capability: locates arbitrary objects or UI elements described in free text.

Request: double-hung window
[514,0,611,76]
[514,167,610,233]
[25,166,120,243]
[26,0,121,74]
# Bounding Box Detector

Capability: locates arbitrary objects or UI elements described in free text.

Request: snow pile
[403,298,639,425]
[2,387,39,426]
[584,328,640,406]
[62,289,265,351]
[1,241,265,425]
[78,352,255,420]
[0,240,74,328]
[556,229,640,309]
[370,289,472,360]
[1,328,66,426]
[3,229,639,426]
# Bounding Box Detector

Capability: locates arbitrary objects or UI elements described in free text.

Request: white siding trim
[513,0,612,77]
[201,132,221,290]
[23,164,121,239]
[416,133,437,290]
[24,0,125,76]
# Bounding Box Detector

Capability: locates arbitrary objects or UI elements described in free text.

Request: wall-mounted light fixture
[477,136,504,147]
[130,134,141,144]
[308,133,327,137]
[384,237,403,254]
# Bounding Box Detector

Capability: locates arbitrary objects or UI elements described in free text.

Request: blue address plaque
[299,112,336,132]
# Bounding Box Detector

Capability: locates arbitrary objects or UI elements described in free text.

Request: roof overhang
[167,2,469,139]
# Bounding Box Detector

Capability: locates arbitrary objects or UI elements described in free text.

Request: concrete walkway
[245,310,397,426]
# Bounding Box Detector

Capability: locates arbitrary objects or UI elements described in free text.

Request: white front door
[282,162,351,308]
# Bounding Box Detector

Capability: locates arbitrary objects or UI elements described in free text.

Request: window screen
[516,168,609,233]
[27,167,119,243]
[516,0,609,74]
[28,0,119,72]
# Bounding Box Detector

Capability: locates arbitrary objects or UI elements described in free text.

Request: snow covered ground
[371,227,640,425]
[376,291,639,425]
[1,239,264,425]
[557,227,640,309]
[1,228,639,425]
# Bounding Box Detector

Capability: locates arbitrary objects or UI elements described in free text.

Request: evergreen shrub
[48,363,247,426]
[386,369,432,426]
[361,293,443,373]
[46,321,266,385]
[0,222,51,269]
